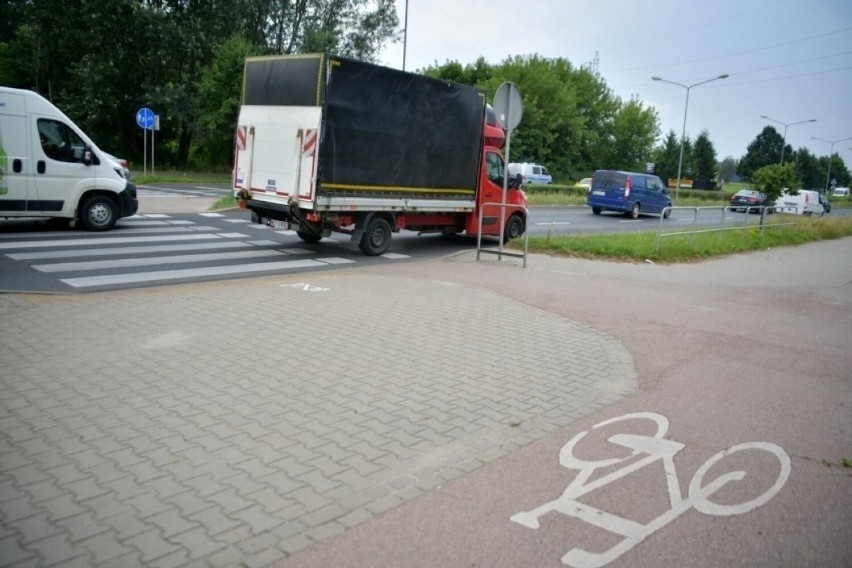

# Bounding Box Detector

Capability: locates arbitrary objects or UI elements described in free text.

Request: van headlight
[113,167,126,179]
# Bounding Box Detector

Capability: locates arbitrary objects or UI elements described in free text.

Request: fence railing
[655,205,798,251]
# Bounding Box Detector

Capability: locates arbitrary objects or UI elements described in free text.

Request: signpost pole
[136,107,155,177]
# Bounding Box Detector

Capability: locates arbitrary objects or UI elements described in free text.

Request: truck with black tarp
[233,53,527,256]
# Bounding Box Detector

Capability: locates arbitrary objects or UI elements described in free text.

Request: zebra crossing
[0,212,411,292]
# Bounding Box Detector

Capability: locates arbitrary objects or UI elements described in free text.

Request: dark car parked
[729,189,769,213]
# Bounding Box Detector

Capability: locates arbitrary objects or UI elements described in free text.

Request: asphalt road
[0,184,847,294]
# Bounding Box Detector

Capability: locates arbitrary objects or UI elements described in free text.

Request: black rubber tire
[502,214,525,244]
[297,231,322,243]
[358,216,392,256]
[625,202,640,219]
[663,206,671,219]
[592,207,602,215]
[80,195,117,231]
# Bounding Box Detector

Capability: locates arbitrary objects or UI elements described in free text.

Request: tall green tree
[792,147,822,189]
[693,129,718,186]
[651,130,681,186]
[193,35,260,170]
[816,153,851,191]
[606,96,659,172]
[738,126,784,180]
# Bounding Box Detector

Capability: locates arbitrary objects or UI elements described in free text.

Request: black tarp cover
[242,54,485,199]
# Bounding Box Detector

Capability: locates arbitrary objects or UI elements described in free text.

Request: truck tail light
[624,177,632,199]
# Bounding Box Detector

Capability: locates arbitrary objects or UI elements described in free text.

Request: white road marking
[34,249,290,272]
[315,257,355,265]
[60,258,328,288]
[511,412,790,568]
[199,212,226,217]
[7,241,259,260]
[282,282,330,292]
[0,233,228,250]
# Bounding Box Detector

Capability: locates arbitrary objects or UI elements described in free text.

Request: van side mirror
[82,145,93,165]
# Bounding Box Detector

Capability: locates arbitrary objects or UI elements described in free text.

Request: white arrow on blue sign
[136,107,155,130]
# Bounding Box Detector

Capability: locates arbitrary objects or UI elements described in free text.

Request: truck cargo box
[236,53,486,204]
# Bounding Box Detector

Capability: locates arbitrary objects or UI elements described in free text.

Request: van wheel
[592,207,602,215]
[502,214,525,244]
[80,195,117,231]
[663,206,671,219]
[297,231,322,243]
[625,202,640,219]
[359,216,392,256]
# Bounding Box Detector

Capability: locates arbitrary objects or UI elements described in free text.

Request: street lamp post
[760,115,816,164]
[811,135,852,193]
[402,0,409,71]
[652,74,729,199]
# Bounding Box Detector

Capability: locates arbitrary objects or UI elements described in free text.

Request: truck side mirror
[509,173,522,189]
[82,145,93,165]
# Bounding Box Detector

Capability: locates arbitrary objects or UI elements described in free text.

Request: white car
[832,187,849,197]
[103,152,131,179]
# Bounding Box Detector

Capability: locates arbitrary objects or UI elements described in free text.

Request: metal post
[812,136,852,193]
[675,88,689,200]
[402,0,408,71]
[652,74,729,200]
[143,127,147,177]
[761,116,816,165]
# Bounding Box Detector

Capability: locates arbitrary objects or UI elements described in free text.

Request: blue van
[587,170,672,219]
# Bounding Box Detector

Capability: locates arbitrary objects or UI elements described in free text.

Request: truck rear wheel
[359,216,392,256]
[80,195,117,231]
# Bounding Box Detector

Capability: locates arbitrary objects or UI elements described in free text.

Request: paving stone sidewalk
[0,269,637,567]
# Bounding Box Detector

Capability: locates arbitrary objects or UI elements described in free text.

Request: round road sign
[493,82,523,131]
[136,107,155,130]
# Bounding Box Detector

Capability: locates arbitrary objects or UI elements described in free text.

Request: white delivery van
[0,87,137,230]
[774,189,824,216]
[507,162,552,184]
[832,187,849,197]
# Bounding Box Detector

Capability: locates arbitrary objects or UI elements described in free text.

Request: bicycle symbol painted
[510,412,791,568]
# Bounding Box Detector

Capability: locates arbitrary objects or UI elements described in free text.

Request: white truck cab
[0,87,137,230]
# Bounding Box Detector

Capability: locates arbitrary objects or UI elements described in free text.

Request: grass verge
[517,215,852,263]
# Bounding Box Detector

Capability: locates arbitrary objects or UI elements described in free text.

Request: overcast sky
[378,0,852,170]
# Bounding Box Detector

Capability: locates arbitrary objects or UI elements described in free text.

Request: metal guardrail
[655,205,799,250]
[476,202,530,267]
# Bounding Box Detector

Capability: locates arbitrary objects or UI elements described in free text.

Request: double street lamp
[652,74,729,199]
[760,115,816,164]
[811,135,852,193]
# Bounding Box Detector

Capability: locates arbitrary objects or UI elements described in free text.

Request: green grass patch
[133,172,232,185]
[517,215,852,263]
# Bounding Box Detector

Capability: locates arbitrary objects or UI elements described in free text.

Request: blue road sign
[136,107,155,130]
